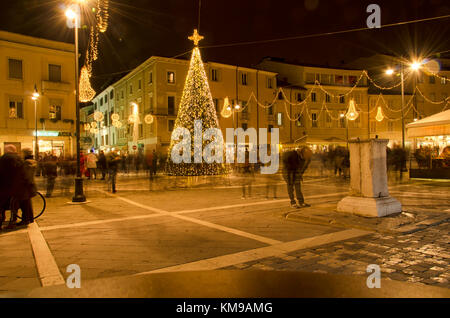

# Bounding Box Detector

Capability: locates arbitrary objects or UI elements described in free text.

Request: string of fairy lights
[218,69,450,125]
[79,0,110,103]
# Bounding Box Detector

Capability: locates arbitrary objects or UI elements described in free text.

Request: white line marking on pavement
[136,229,371,274]
[39,214,164,231]
[391,191,449,197]
[175,192,348,214]
[27,222,65,287]
[33,191,347,234]
[107,192,282,245]
[0,228,28,237]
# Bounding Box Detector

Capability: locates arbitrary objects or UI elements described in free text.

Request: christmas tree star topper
[188,29,204,46]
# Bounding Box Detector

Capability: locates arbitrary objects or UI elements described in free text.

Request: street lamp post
[66,6,86,202]
[385,60,422,150]
[400,64,406,149]
[32,85,39,159]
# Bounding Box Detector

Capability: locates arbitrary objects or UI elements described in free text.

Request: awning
[406,109,450,138]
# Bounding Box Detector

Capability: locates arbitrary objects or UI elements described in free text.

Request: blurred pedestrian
[80,150,87,178]
[60,156,74,195]
[152,150,158,177]
[86,150,98,180]
[265,164,278,199]
[16,148,37,226]
[282,146,312,208]
[98,150,107,180]
[43,155,58,197]
[0,145,24,230]
[107,150,121,193]
[240,149,254,199]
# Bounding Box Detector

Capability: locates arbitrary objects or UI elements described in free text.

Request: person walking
[282,146,312,208]
[86,150,98,180]
[107,150,121,193]
[0,145,24,230]
[98,150,107,180]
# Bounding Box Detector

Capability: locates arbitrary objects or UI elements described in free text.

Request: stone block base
[337,196,402,217]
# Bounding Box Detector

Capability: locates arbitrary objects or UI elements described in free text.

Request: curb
[284,211,450,235]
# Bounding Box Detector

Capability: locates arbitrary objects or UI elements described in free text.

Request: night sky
[1,0,449,91]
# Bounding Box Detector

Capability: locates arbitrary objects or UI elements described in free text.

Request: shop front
[406,110,450,179]
[33,130,73,158]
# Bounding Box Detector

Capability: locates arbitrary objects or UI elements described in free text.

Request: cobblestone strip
[27,223,65,287]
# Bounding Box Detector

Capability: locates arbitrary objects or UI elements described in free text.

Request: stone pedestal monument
[337,139,402,217]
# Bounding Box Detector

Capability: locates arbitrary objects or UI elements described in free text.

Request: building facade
[84,54,450,156]
[84,56,278,155]
[0,30,76,157]
[258,58,370,150]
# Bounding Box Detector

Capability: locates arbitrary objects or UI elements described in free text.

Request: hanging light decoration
[93,111,104,122]
[111,113,120,121]
[144,114,154,124]
[221,96,232,118]
[96,0,110,33]
[112,120,122,128]
[91,121,98,128]
[346,99,359,121]
[375,106,384,122]
[79,66,96,102]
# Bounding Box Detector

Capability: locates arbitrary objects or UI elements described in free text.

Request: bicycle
[15,191,47,220]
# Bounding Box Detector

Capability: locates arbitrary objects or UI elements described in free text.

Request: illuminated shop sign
[32,131,72,137]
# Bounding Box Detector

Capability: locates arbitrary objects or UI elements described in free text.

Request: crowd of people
[0,145,37,230]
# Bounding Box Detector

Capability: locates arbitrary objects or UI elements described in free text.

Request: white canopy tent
[406,109,450,138]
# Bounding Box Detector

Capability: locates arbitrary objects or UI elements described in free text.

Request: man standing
[86,150,98,180]
[282,146,312,208]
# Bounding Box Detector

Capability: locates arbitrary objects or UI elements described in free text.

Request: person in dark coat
[16,148,37,226]
[98,150,107,180]
[282,146,312,208]
[0,145,24,230]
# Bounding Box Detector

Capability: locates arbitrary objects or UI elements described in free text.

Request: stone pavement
[218,221,450,290]
[0,174,449,296]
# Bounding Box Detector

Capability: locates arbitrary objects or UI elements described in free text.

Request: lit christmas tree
[165,30,227,176]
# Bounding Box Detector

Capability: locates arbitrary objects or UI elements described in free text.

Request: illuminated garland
[79,66,96,102]
[96,0,110,33]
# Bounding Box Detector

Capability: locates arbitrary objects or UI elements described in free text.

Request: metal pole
[346,117,349,149]
[400,66,405,149]
[34,99,38,159]
[367,96,370,139]
[72,12,86,202]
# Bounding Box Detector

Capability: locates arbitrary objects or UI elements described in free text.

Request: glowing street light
[410,61,422,71]
[32,85,39,159]
[384,59,423,149]
[65,8,77,20]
